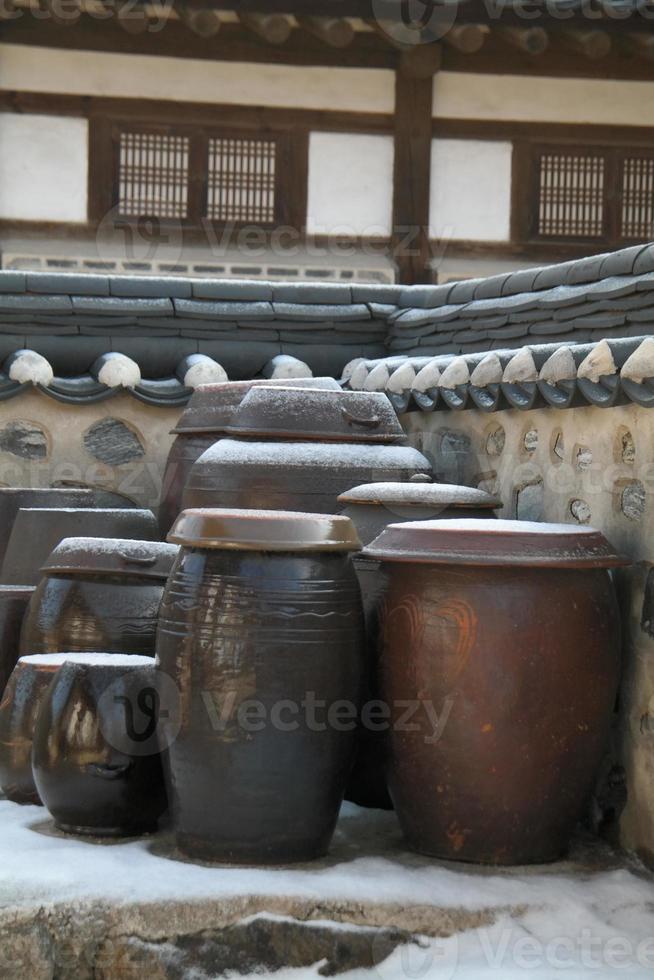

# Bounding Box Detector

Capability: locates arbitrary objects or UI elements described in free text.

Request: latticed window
[516,143,654,246]
[207,137,277,224]
[118,132,190,219]
[98,119,305,231]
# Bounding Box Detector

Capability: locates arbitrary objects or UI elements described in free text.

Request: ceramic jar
[337,479,501,810]
[364,518,628,864]
[32,654,167,836]
[1,508,159,586]
[0,653,69,804]
[182,387,431,515]
[0,586,35,696]
[159,377,341,534]
[20,538,178,658]
[157,508,365,864]
[0,487,134,571]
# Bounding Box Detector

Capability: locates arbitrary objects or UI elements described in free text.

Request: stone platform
[0,799,653,979]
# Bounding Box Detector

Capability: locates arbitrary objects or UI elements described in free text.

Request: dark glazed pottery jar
[364,518,629,864]
[0,653,69,804]
[0,487,135,570]
[1,507,159,586]
[0,586,35,696]
[20,538,178,658]
[157,508,365,864]
[32,653,168,836]
[159,377,341,535]
[182,389,431,515]
[337,479,501,810]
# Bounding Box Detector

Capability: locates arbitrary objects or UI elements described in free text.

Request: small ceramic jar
[0,653,71,804]
[20,538,178,658]
[158,508,365,864]
[32,653,168,836]
[364,518,628,864]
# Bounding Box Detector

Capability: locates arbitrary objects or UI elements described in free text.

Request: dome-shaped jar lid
[225,387,406,444]
[338,481,501,511]
[363,518,629,568]
[171,377,341,435]
[168,508,362,552]
[41,538,179,579]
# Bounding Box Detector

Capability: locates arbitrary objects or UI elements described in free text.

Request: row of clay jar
[0,502,627,867]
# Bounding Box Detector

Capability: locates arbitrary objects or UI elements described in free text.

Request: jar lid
[171,377,341,434]
[363,518,629,568]
[337,481,501,510]
[41,538,179,579]
[225,387,406,443]
[168,508,362,552]
[19,653,154,669]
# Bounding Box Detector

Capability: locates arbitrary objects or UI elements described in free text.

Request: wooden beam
[497,26,549,55]
[297,16,354,48]
[562,29,611,60]
[237,11,292,44]
[178,0,222,37]
[392,70,433,285]
[625,32,654,61]
[443,24,488,55]
[399,43,442,80]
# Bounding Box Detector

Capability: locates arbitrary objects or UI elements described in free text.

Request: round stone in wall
[523,429,538,454]
[575,446,593,470]
[0,420,48,460]
[516,480,544,522]
[83,418,145,467]
[621,430,636,465]
[570,499,591,524]
[621,481,646,522]
[485,425,505,457]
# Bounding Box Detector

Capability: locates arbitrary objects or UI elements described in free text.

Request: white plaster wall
[429,138,512,242]
[0,45,394,114]
[433,72,654,127]
[0,113,88,222]
[307,132,394,237]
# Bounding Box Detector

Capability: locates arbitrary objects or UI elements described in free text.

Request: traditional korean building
[1,0,654,286]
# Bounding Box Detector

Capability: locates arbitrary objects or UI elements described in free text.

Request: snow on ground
[0,800,653,976]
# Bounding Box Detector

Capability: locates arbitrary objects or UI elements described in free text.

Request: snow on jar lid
[337,481,501,510]
[18,653,155,669]
[362,518,630,568]
[171,377,341,434]
[168,508,362,552]
[41,538,179,579]
[225,387,407,444]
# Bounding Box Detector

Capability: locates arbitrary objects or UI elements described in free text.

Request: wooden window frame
[89,112,309,234]
[512,140,654,248]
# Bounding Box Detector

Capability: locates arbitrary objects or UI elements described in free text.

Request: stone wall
[402,402,654,865]
[0,390,180,513]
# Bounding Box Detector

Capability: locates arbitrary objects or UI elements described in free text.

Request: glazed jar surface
[0,586,35,696]
[377,561,621,864]
[0,654,64,804]
[21,575,166,657]
[157,539,364,863]
[32,654,167,836]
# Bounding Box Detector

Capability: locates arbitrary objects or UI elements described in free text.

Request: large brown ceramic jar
[0,653,69,804]
[182,388,431,515]
[20,538,178,658]
[32,654,168,837]
[0,487,134,570]
[159,377,341,534]
[364,519,628,865]
[1,507,159,586]
[337,480,501,810]
[157,508,365,864]
[0,586,35,696]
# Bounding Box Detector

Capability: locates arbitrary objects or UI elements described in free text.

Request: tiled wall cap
[5,349,54,386]
[621,337,654,383]
[539,346,577,384]
[502,346,538,384]
[470,352,503,386]
[577,339,617,382]
[439,356,470,389]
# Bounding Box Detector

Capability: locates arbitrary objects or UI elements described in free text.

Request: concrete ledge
[1,801,653,978]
